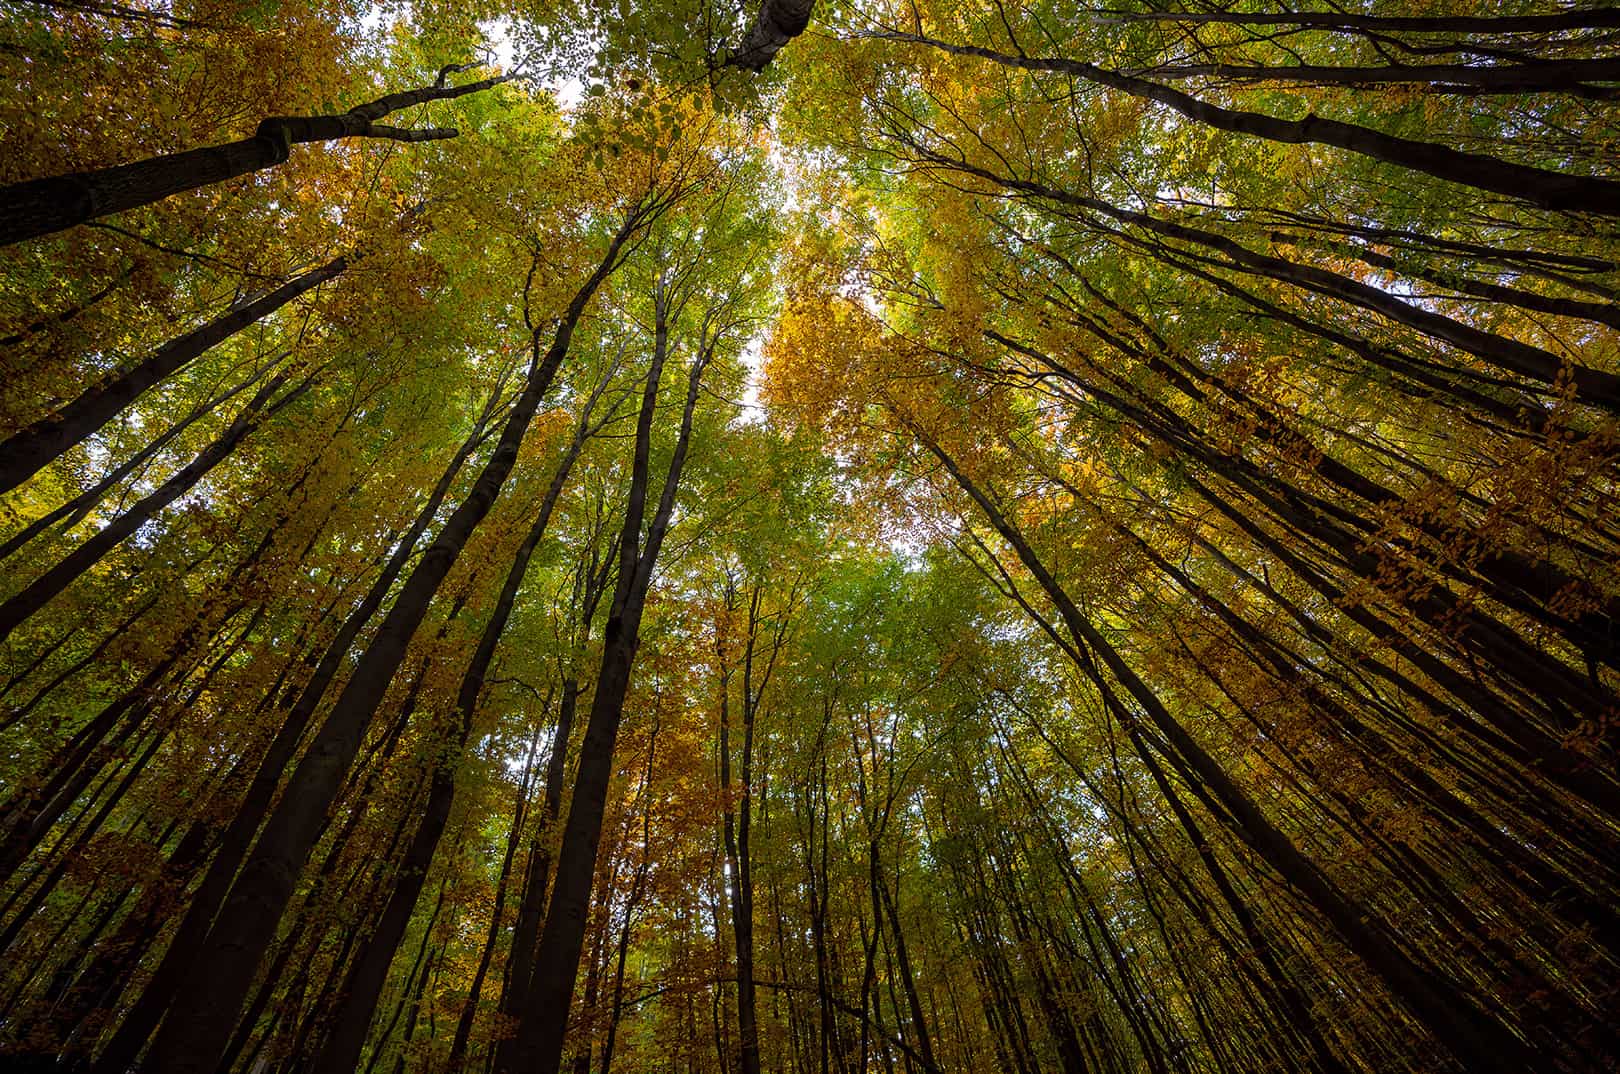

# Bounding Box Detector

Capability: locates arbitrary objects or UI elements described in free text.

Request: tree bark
[0,72,511,245]
[139,209,642,1074]
[727,0,816,70]
[0,257,344,496]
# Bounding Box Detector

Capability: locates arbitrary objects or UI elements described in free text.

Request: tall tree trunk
[0,259,343,495]
[445,723,542,1071]
[498,292,716,1074]
[139,208,644,1074]
[0,371,307,642]
[85,393,496,1074]
[918,426,1542,1074]
[884,33,1620,216]
[310,391,600,1074]
[0,361,272,565]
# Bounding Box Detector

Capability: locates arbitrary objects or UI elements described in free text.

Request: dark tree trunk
[0,371,306,642]
[919,429,1543,1074]
[0,258,344,496]
[139,210,643,1074]
[498,298,715,1074]
[310,392,597,1074]
[85,397,496,1074]
[887,34,1620,216]
[727,0,816,70]
[0,71,511,245]
[0,363,272,565]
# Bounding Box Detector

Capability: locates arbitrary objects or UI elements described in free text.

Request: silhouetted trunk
[499,294,715,1074]
[1103,7,1620,33]
[885,34,1620,216]
[310,396,597,1074]
[0,363,273,565]
[0,371,306,642]
[138,211,643,1074]
[0,69,510,245]
[0,259,344,495]
[85,398,496,1074]
[919,428,1541,1074]
[446,725,542,1071]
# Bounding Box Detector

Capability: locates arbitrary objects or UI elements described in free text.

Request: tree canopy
[2,2,1618,1073]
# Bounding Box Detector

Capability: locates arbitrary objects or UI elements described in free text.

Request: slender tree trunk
[0,362,272,565]
[0,371,307,642]
[446,724,542,1071]
[0,259,343,495]
[885,33,1620,215]
[85,398,494,1074]
[918,427,1542,1074]
[139,210,644,1074]
[499,299,715,1074]
[1103,8,1620,34]
[1148,57,1620,95]
[310,398,597,1074]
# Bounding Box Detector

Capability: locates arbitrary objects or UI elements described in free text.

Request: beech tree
[2,3,1618,1074]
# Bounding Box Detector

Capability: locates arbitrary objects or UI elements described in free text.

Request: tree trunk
[310,395,596,1074]
[138,210,642,1074]
[887,33,1620,216]
[0,71,511,245]
[0,371,306,642]
[498,297,715,1074]
[918,428,1542,1074]
[0,258,343,495]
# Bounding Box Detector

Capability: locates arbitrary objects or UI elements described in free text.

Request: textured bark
[0,73,511,245]
[727,0,816,70]
[0,257,344,496]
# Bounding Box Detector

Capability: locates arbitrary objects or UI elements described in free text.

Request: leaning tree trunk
[0,371,306,643]
[84,397,496,1074]
[0,257,345,496]
[919,428,1543,1074]
[887,34,1620,216]
[309,390,599,1074]
[0,69,511,245]
[138,207,645,1074]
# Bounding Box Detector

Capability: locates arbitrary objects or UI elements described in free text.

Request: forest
[1,0,1618,1071]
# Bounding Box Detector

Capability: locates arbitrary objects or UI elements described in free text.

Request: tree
[2,5,1618,1074]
